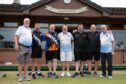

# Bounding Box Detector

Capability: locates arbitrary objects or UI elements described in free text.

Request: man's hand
[73,29,77,33]
[15,45,19,51]
[112,51,115,55]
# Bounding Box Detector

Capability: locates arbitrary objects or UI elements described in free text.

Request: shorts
[87,52,100,61]
[16,45,32,63]
[60,51,73,61]
[31,46,42,59]
[46,50,59,61]
[74,51,87,61]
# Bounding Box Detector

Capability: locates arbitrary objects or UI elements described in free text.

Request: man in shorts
[31,23,45,79]
[87,24,100,76]
[58,25,73,77]
[15,18,32,82]
[45,24,59,78]
[72,23,88,77]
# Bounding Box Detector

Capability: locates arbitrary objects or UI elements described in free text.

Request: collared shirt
[58,32,73,53]
[100,31,114,53]
[87,31,100,52]
[15,25,32,46]
[73,31,88,51]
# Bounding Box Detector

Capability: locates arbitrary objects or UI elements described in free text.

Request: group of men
[15,18,115,82]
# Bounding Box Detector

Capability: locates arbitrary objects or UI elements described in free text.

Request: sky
[0,0,126,8]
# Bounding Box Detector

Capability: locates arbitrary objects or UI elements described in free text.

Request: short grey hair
[101,24,108,28]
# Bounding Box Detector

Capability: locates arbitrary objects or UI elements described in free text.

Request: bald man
[58,25,73,77]
[87,24,100,76]
[15,18,32,82]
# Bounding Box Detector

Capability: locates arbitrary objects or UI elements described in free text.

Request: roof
[0,0,126,14]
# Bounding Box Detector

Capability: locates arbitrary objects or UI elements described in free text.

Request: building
[0,0,126,64]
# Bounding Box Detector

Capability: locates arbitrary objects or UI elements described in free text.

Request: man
[58,25,73,77]
[45,24,59,78]
[87,24,100,76]
[100,24,115,79]
[72,23,88,77]
[31,23,45,79]
[15,18,32,82]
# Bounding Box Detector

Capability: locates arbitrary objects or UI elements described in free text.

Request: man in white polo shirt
[58,25,73,77]
[100,24,115,79]
[15,18,32,82]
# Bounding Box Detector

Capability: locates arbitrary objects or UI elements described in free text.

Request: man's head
[23,18,30,27]
[90,24,96,32]
[101,24,108,32]
[62,25,68,33]
[77,23,84,32]
[34,23,41,31]
[49,24,55,32]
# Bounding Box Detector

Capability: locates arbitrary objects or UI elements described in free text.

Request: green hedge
[0,65,126,71]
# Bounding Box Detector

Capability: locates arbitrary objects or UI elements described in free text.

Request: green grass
[0,71,126,84]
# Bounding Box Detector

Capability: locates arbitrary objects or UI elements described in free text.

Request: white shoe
[61,72,65,77]
[17,76,23,82]
[66,72,71,77]
[100,75,105,78]
[108,76,112,79]
[23,76,31,81]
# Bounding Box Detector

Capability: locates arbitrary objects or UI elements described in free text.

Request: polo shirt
[73,31,88,51]
[58,32,73,53]
[100,31,114,53]
[87,31,100,52]
[15,25,32,46]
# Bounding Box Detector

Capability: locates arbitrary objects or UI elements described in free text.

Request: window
[0,28,16,48]
[4,22,18,27]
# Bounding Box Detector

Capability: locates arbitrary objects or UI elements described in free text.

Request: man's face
[49,24,55,32]
[62,25,68,33]
[23,18,30,27]
[101,25,107,32]
[35,24,41,31]
[90,24,96,32]
[78,25,84,32]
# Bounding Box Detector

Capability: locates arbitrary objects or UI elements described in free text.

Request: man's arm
[41,34,46,41]
[15,35,19,51]
[112,40,115,54]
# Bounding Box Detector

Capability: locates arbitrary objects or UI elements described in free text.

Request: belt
[19,43,31,48]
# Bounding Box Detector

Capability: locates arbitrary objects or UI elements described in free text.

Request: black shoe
[94,72,97,76]
[37,73,45,78]
[52,73,58,78]
[88,72,91,76]
[32,72,37,79]
[72,72,79,78]
[47,72,52,78]
[83,70,88,75]
[17,73,19,77]
[28,72,32,76]
[2,73,7,77]
[80,71,84,77]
